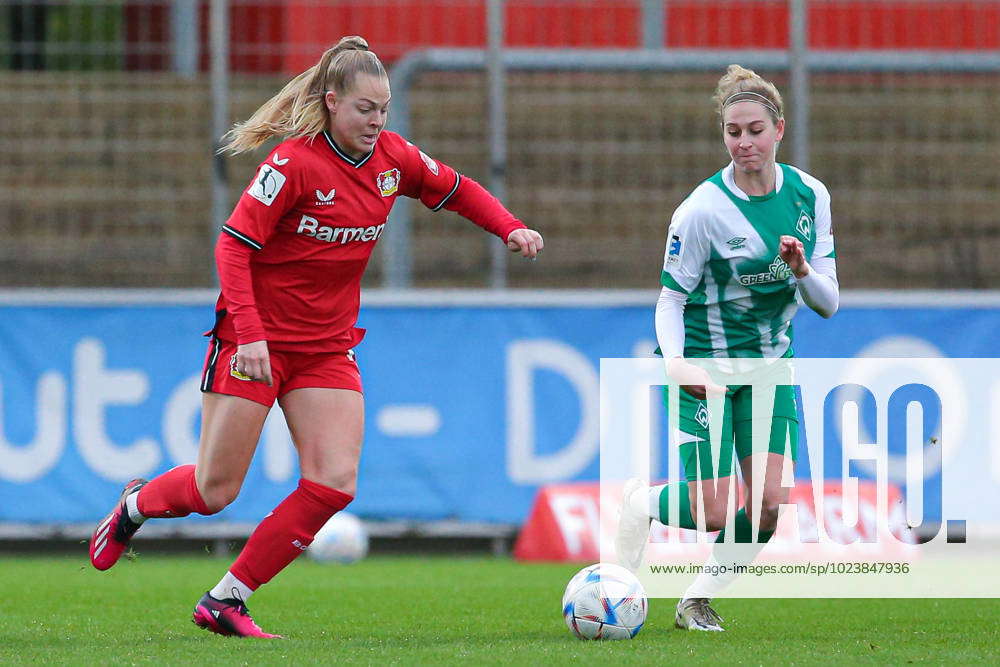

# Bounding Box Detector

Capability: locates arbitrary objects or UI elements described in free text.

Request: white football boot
[614,478,651,573]
[675,597,725,631]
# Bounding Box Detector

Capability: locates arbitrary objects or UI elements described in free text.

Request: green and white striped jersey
[661,162,836,358]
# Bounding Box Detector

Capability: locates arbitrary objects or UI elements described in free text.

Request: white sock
[683,541,769,600]
[210,571,255,604]
[646,485,663,520]
[624,483,653,519]
[125,491,146,524]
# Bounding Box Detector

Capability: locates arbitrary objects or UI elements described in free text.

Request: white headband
[723,91,780,118]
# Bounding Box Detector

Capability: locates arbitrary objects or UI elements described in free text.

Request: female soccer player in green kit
[616,65,840,631]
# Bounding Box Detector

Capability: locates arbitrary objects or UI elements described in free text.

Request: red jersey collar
[322,131,375,169]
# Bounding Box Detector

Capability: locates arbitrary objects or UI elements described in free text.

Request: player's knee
[198,479,242,514]
[304,462,359,498]
[317,471,357,498]
[754,500,782,532]
[698,503,730,532]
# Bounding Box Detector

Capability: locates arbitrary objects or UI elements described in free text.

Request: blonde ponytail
[712,64,784,124]
[220,35,387,154]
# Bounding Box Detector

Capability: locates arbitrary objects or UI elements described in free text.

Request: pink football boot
[89,478,148,571]
[192,592,283,639]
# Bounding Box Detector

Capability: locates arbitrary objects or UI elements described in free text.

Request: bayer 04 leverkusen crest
[377,168,400,197]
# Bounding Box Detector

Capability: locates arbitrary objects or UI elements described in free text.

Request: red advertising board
[513,480,915,563]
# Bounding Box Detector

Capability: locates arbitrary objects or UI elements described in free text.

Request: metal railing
[384,46,1000,287]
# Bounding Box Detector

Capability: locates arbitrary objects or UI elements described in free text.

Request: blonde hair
[712,64,784,125]
[220,36,387,154]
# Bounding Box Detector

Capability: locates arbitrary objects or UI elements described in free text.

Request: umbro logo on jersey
[272,153,289,166]
[292,539,307,551]
[796,210,813,241]
[314,188,336,206]
[727,236,747,250]
[377,168,401,196]
[297,215,386,245]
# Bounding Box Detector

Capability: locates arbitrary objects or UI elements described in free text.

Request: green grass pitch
[0,555,997,664]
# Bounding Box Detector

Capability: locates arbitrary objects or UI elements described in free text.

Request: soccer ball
[562,563,647,640]
[307,512,369,564]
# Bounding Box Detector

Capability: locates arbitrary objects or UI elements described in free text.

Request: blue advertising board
[0,291,997,526]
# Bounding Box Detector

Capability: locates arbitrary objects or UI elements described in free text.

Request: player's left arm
[781,179,839,318]
[398,140,543,259]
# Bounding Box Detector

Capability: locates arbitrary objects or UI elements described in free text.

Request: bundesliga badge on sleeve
[667,234,682,265]
[247,164,287,206]
[419,150,439,175]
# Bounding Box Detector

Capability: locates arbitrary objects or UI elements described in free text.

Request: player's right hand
[666,357,726,400]
[235,340,273,386]
[506,228,544,259]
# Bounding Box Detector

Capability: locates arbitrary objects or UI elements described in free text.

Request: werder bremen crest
[796,210,813,241]
[695,403,710,429]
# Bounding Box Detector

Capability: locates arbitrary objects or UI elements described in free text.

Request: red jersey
[211,130,525,351]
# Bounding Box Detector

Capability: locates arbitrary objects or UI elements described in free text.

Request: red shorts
[200,337,363,406]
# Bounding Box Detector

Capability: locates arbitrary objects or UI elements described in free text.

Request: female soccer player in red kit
[89,36,544,638]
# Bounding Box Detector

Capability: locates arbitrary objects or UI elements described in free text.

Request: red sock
[136,464,211,518]
[230,478,354,590]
